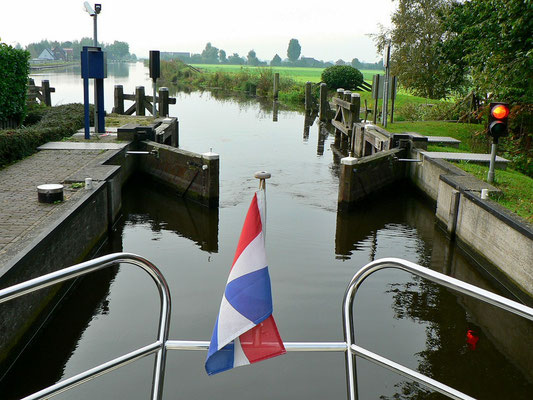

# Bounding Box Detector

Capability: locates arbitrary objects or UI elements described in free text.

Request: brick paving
[0,149,115,264]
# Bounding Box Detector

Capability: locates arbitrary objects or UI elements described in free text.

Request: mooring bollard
[135,86,145,116]
[114,85,124,114]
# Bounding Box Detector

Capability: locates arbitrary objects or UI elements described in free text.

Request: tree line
[373,0,532,103]
[24,38,136,62]
[162,39,383,69]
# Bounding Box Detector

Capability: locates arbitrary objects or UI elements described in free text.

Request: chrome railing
[0,253,171,400]
[1,254,532,400]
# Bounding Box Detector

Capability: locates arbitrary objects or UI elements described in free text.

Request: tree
[442,0,533,103]
[270,54,282,66]
[218,49,227,64]
[287,38,301,62]
[321,65,364,90]
[373,0,465,99]
[351,58,362,69]
[247,49,259,66]
[201,42,219,64]
[228,53,244,65]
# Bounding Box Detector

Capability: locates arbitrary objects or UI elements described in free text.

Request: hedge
[0,42,30,124]
[0,103,91,167]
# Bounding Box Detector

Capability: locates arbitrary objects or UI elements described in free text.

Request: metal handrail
[0,253,171,400]
[1,255,532,400]
[342,257,533,400]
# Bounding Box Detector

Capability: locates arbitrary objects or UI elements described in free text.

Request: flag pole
[254,171,271,237]
[254,171,271,190]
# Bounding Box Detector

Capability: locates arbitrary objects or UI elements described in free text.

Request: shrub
[0,103,89,167]
[321,65,363,90]
[0,42,30,125]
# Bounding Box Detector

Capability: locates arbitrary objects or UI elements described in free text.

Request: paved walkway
[0,148,120,265]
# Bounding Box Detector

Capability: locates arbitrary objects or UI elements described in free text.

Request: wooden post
[304,81,312,113]
[136,86,145,116]
[42,80,52,106]
[319,83,328,122]
[114,85,124,114]
[390,76,397,124]
[351,93,361,123]
[372,75,380,125]
[159,87,169,117]
[273,73,279,100]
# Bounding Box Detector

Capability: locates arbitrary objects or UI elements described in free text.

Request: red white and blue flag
[205,189,285,375]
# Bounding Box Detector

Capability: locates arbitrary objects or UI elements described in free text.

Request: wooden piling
[273,73,280,100]
[159,87,169,117]
[319,83,328,122]
[304,81,312,113]
[114,85,124,114]
[136,86,145,116]
[372,75,380,125]
[42,80,52,106]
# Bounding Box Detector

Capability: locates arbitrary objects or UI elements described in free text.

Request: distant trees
[228,53,245,65]
[373,0,460,99]
[25,38,136,61]
[201,42,219,64]
[270,54,282,66]
[287,39,301,62]
[247,50,260,66]
[218,49,227,64]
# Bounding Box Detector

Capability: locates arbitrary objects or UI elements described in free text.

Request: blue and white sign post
[81,46,106,139]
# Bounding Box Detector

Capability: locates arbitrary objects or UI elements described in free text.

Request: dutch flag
[205,189,285,375]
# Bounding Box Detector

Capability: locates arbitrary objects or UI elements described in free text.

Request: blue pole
[83,77,90,139]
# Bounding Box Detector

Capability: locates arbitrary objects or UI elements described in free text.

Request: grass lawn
[386,121,482,152]
[190,64,381,83]
[452,162,533,222]
[385,121,531,221]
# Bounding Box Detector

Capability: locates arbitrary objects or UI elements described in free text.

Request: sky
[1,0,395,63]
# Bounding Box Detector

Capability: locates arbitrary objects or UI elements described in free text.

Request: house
[37,48,55,60]
[51,47,66,61]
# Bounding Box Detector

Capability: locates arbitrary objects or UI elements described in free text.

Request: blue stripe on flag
[225,267,272,324]
[205,342,234,376]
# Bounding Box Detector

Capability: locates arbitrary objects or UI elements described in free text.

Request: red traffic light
[488,102,509,139]
[491,104,509,119]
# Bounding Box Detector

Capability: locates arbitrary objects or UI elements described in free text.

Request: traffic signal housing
[488,102,510,140]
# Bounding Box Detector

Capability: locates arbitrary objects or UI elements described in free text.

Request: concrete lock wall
[338,148,406,210]
[138,141,219,208]
[0,138,219,374]
[408,148,533,302]
[0,181,110,371]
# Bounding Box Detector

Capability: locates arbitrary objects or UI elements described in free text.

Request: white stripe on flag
[217,296,255,348]
[227,233,267,283]
[233,337,250,367]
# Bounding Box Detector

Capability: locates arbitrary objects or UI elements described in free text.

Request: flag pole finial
[254,171,271,190]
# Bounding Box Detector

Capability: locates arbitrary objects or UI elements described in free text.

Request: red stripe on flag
[239,315,286,363]
[231,193,262,270]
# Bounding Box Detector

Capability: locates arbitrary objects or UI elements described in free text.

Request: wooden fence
[112,85,176,117]
[27,79,55,106]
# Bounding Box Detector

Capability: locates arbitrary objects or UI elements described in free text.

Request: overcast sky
[1,0,395,62]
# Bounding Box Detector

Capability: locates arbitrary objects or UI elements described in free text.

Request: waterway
[2,62,531,399]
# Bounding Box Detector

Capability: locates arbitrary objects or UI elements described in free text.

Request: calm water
[3,63,531,399]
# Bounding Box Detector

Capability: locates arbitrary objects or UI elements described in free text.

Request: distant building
[51,47,66,61]
[37,48,55,60]
[161,52,191,61]
[63,48,74,61]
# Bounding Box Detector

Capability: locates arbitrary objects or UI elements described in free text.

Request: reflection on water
[5,63,532,399]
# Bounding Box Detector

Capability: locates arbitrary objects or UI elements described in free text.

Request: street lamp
[83,2,102,46]
[83,2,103,133]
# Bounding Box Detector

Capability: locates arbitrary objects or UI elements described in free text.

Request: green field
[190,64,381,83]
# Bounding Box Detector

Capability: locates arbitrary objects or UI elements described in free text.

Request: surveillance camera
[84,1,95,16]
[95,4,102,13]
